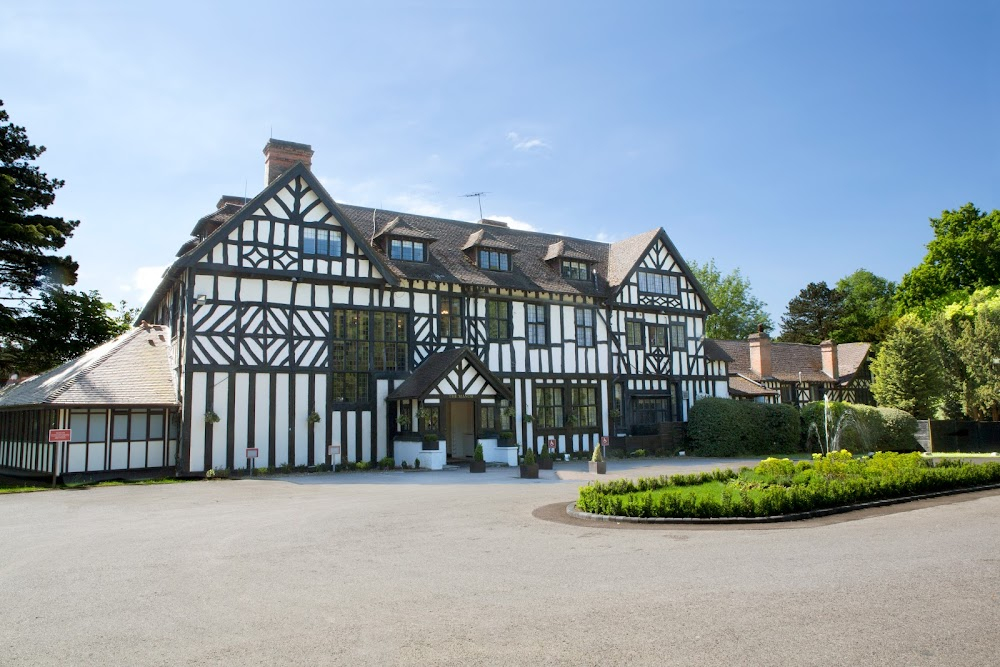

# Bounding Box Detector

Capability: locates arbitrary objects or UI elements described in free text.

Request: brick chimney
[263,139,314,185]
[820,339,839,380]
[748,326,772,377]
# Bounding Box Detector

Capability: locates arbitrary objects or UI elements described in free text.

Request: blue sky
[3,1,996,327]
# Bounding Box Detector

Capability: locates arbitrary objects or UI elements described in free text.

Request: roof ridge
[46,328,149,402]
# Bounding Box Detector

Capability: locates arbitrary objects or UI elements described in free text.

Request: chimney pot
[263,139,314,185]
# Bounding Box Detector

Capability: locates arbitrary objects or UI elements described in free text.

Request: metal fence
[928,420,1000,453]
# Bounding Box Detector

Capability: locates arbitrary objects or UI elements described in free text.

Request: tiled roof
[542,240,597,263]
[374,216,437,241]
[191,201,246,237]
[711,339,871,384]
[461,229,518,252]
[702,339,733,363]
[728,375,779,397]
[0,325,178,408]
[606,229,659,287]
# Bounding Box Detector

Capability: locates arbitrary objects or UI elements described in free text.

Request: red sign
[246,448,259,459]
[600,436,609,446]
[48,429,71,443]
[548,438,556,450]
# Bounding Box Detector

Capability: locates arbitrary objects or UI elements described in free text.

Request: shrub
[414,457,421,469]
[800,401,919,453]
[474,443,484,462]
[256,466,269,475]
[378,456,395,470]
[314,462,332,472]
[538,441,552,460]
[687,397,799,456]
[523,449,536,465]
[630,449,647,458]
[354,461,370,471]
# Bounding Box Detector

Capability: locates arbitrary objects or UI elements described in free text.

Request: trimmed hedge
[577,452,1000,519]
[687,397,800,457]
[800,401,919,453]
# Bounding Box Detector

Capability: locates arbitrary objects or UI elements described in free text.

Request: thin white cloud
[506,132,549,152]
[591,230,620,243]
[119,266,167,306]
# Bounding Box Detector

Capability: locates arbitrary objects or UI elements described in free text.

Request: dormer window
[389,238,426,262]
[303,228,343,257]
[478,249,510,271]
[561,260,589,280]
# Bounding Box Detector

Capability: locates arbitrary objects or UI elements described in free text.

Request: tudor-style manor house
[0,139,729,478]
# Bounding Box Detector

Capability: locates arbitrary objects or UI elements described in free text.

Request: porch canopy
[387,347,513,402]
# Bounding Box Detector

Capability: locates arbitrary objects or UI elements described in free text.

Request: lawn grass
[0,482,52,494]
[0,476,188,494]
[922,452,999,459]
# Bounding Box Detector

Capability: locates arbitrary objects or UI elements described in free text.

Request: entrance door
[447,401,475,458]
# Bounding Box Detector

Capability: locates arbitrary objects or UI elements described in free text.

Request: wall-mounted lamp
[195,294,207,306]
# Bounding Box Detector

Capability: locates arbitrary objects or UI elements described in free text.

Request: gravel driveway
[2,459,998,666]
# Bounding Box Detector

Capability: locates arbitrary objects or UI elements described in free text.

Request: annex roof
[0,325,178,409]
[728,375,780,398]
[711,339,871,384]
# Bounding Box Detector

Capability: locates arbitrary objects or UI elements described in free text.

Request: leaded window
[438,296,462,338]
[648,324,667,348]
[389,238,426,262]
[486,301,511,340]
[631,396,673,429]
[527,304,547,346]
[625,320,643,348]
[570,386,598,428]
[575,308,595,347]
[373,311,408,372]
[332,309,370,402]
[669,323,686,350]
[561,260,589,280]
[478,249,510,271]
[303,228,343,257]
[534,387,563,428]
[479,405,497,433]
[637,271,679,296]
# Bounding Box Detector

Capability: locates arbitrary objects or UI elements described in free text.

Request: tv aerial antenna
[462,192,489,220]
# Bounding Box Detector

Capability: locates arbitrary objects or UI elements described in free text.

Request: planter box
[589,461,607,475]
[470,460,486,473]
[537,458,553,470]
[519,463,539,479]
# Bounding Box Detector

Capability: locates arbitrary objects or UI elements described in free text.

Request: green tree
[833,269,897,344]
[933,288,1000,420]
[1,290,133,377]
[0,101,127,377]
[895,204,1000,313]
[689,259,773,339]
[778,281,845,344]
[870,315,945,419]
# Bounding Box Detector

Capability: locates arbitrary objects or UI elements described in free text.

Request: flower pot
[589,461,607,475]
[538,458,553,470]
[519,463,539,479]
[470,460,486,473]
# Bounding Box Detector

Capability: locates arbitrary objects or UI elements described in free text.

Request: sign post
[48,429,71,488]
[246,447,258,476]
[600,435,609,457]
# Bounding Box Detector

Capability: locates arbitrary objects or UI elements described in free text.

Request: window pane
[329,231,342,257]
[316,229,329,256]
[149,412,164,439]
[303,228,317,254]
[89,412,107,441]
[499,253,509,271]
[70,412,88,442]
[402,241,413,260]
[390,239,401,259]
[113,412,129,440]
[130,411,148,440]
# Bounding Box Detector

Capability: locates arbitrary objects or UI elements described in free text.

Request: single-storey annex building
[0,139,731,479]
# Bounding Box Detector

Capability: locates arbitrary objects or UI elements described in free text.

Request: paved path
[2,459,999,666]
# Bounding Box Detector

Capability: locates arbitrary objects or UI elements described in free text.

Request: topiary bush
[687,397,799,457]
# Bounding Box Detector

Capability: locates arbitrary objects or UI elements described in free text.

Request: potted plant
[422,433,440,450]
[519,448,539,479]
[307,411,321,426]
[204,410,220,424]
[537,442,553,470]
[498,430,515,447]
[470,443,486,473]
[589,442,607,475]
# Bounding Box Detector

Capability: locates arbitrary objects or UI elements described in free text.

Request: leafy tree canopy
[778,281,845,344]
[932,288,1000,420]
[896,204,1000,314]
[689,258,773,339]
[870,315,945,419]
[832,269,897,344]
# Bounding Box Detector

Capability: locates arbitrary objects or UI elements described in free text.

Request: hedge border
[566,482,1000,524]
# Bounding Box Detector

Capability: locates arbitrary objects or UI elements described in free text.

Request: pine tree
[870,316,945,419]
[778,282,845,344]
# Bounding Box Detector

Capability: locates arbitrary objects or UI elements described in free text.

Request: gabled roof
[702,339,734,363]
[386,348,513,401]
[461,228,518,252]
[0,325,178,408]
[542,240,597,263]
[712,339,872,385]
[374,216,437,241]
